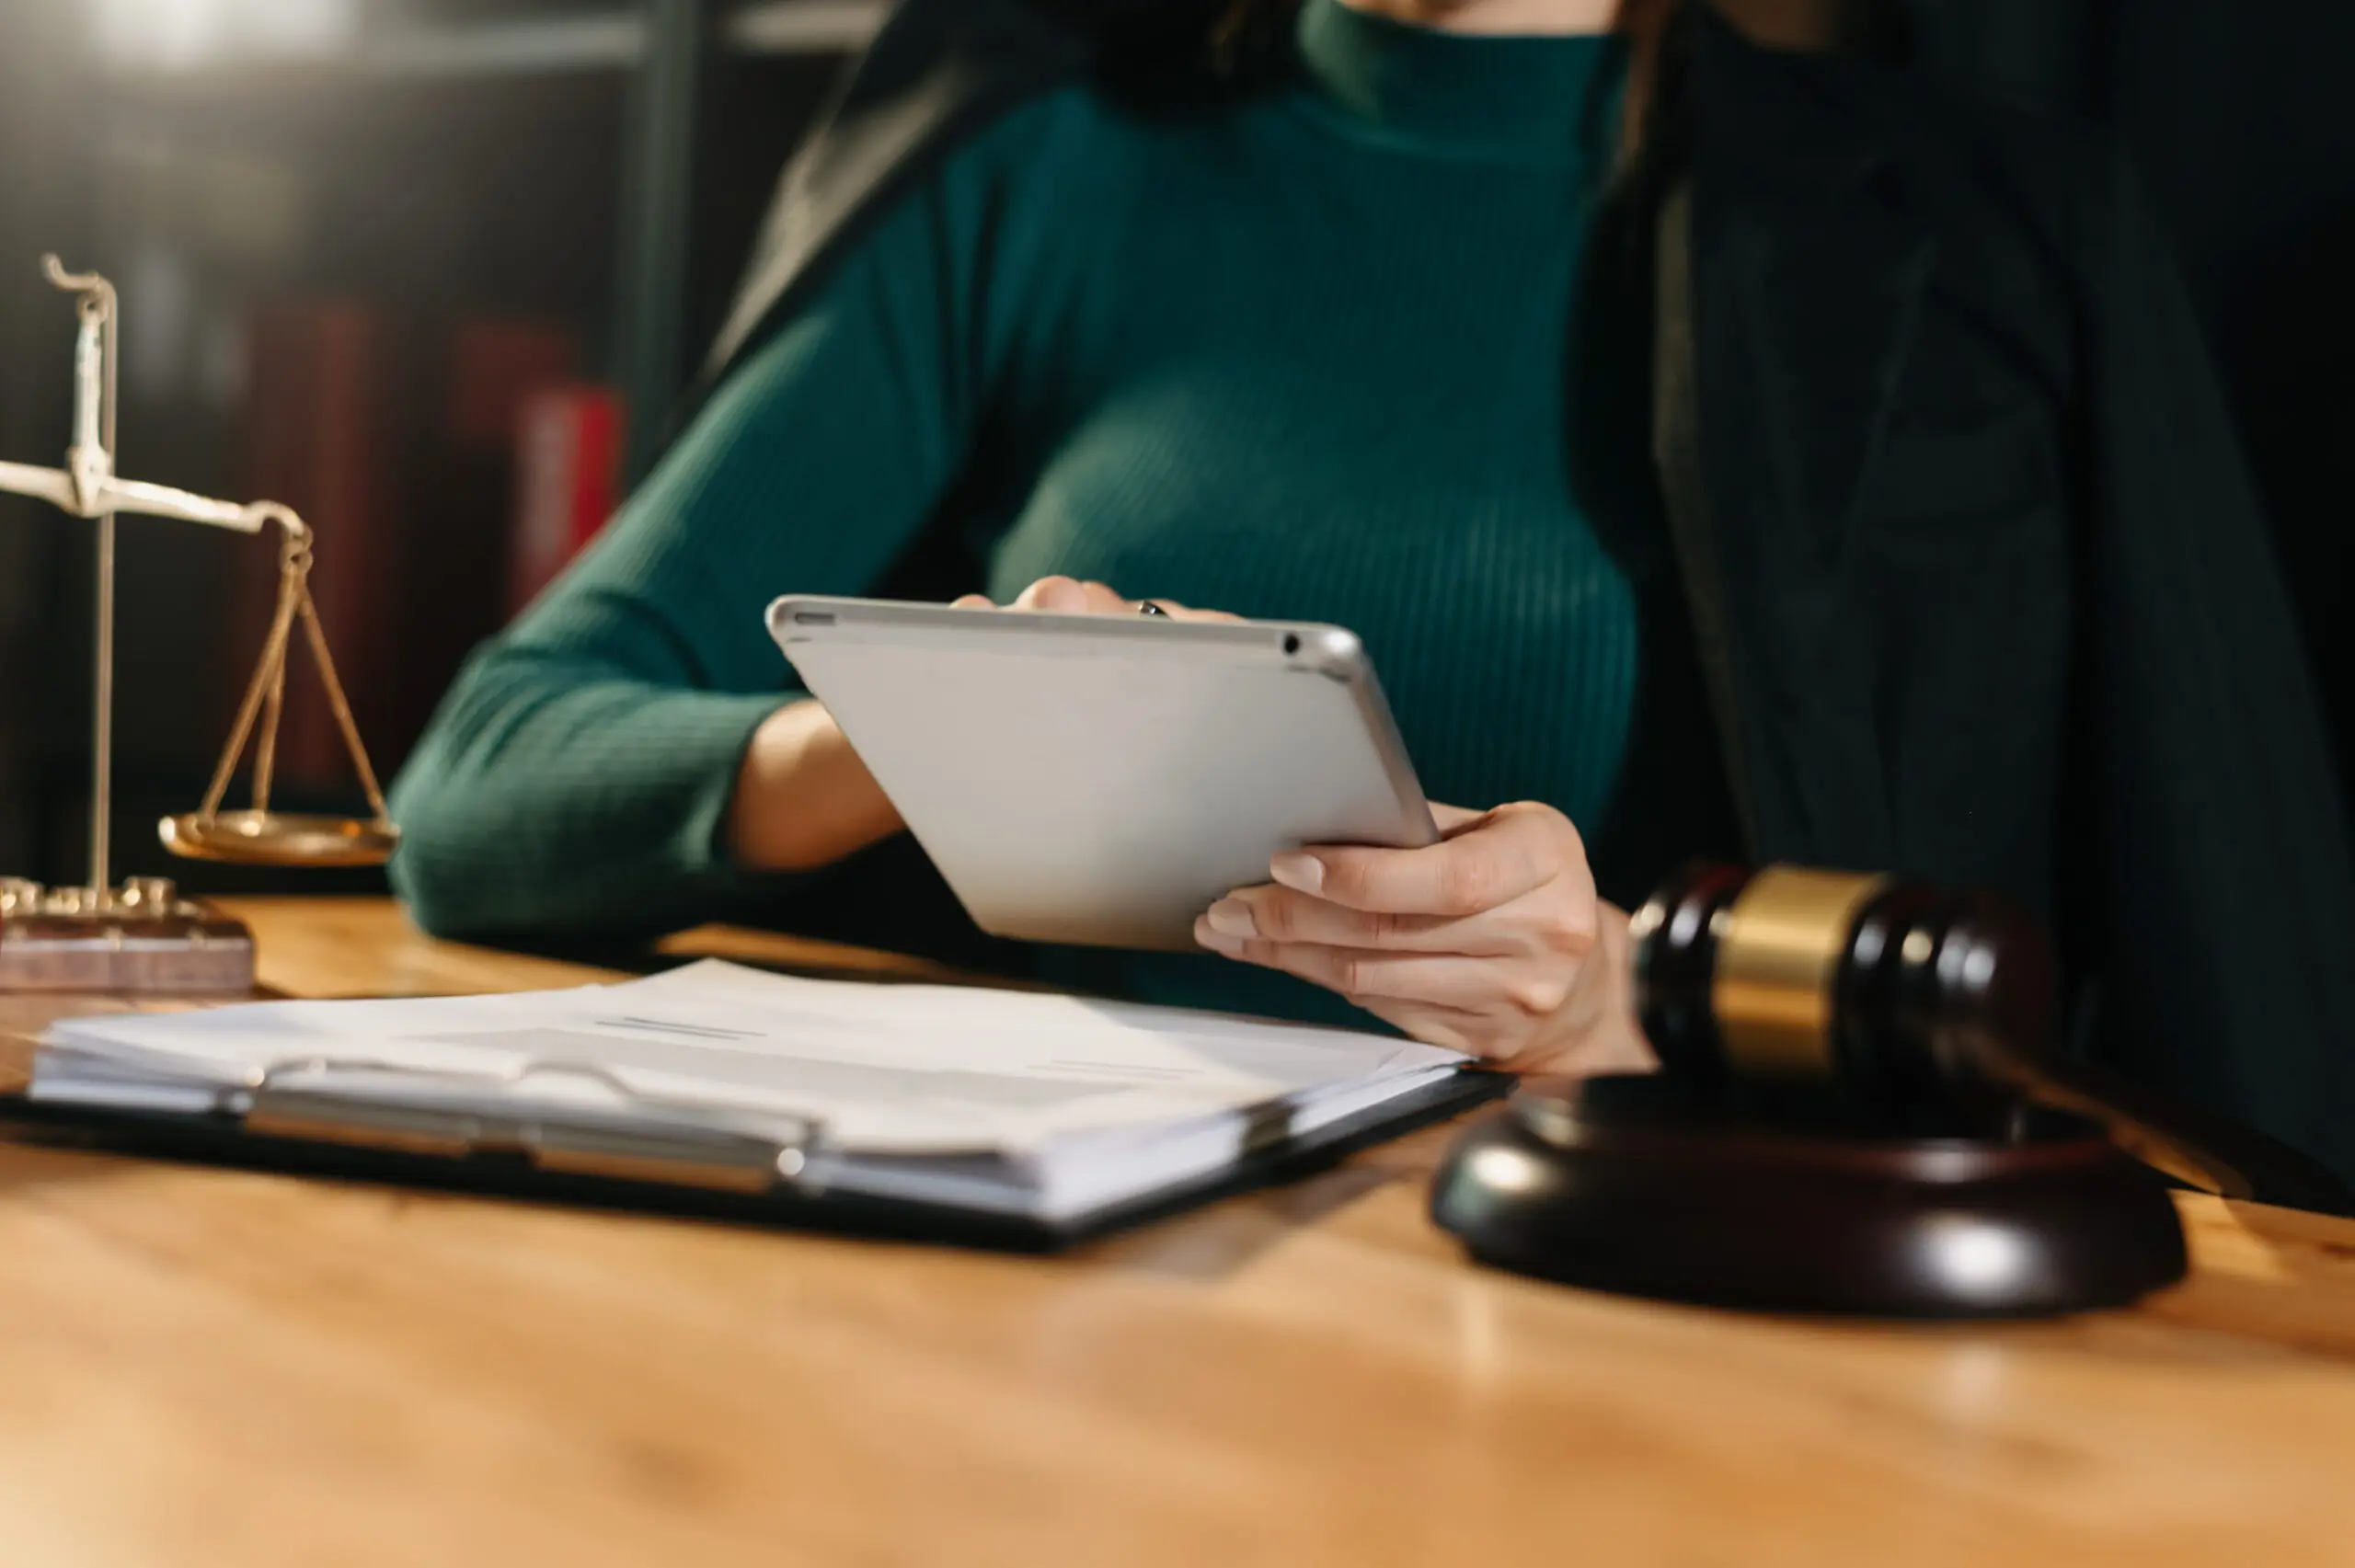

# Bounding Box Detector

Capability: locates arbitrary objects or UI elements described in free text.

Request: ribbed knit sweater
[389,0,1645,1024]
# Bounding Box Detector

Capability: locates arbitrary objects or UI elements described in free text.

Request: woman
[390,0,2355,1182]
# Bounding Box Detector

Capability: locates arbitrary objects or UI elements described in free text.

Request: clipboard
[0,1062,1505,1252]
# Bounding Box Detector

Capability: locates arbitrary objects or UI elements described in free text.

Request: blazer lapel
[1691,10,1936,564]
[1720,200,1934,567]
[1665,11,1941,866]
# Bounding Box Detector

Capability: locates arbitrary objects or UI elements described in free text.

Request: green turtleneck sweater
[390,2,1660,1024]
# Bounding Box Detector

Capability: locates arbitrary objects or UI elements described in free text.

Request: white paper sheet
[37,960,1465,1155]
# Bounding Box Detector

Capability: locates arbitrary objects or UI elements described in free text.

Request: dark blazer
[703,1,2355,1186]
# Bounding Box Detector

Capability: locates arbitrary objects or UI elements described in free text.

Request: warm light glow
[1918,1214,2035,1300]
[92,0,358,72]
[1468,1143,1547,1197]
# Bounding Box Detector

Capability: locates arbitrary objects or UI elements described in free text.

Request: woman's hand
[954,575,1241,622]
[1194,801,1657,1078]
[729,698,905,872]
[732,577,1218,872]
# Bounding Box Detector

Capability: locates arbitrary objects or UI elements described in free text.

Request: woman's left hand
[953,576,1240,623]
[1195,801,1658,1077]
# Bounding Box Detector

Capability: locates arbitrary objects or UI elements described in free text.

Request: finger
[1338,989,1573,1064]
[1274,804,1579,917]
[1011,576,1081,612]
[1514,900,1657,1079]
[1003,578,1244,621]
[1010,576,1128,614]
[1192,929,1574,1016]
[949,593,995,610]
[1149,601,1246,624]
[1353,990,1627,1074]
[1200,885,1508,955]
[1348,996,1502,1060]
[1430,802,1486,834]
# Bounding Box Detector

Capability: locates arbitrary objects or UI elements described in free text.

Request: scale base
[0,877,255,994]
[1431,1077,2189,1319]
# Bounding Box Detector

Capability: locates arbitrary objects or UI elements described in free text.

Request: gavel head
[1438,870,2202,1314]
[1630,864,2060,1130]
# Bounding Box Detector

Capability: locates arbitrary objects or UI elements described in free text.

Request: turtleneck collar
[1292,0,1627,166]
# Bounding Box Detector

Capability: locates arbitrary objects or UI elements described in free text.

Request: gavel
[1430,864,2349,1318]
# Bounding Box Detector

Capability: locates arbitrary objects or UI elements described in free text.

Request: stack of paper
[32,961,1470,1222]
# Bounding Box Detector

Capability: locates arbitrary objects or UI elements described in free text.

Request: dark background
[0,0,860,897]
[0,0,2348,903]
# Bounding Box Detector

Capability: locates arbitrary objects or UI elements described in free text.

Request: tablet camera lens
[1283,634,1302,656]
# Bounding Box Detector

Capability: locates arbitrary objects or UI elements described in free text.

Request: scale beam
[0,459,77,515]
[0,460,269,533]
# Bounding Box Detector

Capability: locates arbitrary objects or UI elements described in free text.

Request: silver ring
[1136,600,1169,617]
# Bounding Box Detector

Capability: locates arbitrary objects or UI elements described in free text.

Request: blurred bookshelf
[87,3,883,82]
[0,0,875,898]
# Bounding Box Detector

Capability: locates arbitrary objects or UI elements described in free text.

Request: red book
[396,318,580,748]
[446,320,577,452]
[237,300,408,793]
[238,309,589,791]
[509,384,625,617]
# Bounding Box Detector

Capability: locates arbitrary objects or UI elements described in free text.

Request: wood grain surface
[5,897,2355,1568]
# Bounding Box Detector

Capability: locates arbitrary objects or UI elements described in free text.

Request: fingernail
[1204,898,1258,938]
[1194,919,1243,956]
[1269,853,1325,895]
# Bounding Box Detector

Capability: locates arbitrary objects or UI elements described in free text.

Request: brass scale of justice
[0,258,396,993]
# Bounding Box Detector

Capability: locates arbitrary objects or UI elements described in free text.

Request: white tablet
[767,596,1438,951]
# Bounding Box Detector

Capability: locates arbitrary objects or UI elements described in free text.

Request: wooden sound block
[0,889,256,995]
[1430,1075,2189,1319]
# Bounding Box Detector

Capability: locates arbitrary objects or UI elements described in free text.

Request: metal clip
[239,1056,821,1194]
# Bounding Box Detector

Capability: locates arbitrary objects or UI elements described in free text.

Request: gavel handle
[2000,1052,2352,1216]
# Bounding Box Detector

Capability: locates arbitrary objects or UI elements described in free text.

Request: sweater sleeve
[388,183,991,941]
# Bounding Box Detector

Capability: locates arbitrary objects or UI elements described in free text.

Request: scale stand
[0,257,398,994]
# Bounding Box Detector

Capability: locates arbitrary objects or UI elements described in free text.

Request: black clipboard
[0,1067,1505,1252]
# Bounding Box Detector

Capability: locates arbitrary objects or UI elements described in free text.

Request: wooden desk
[5,898,2355,1567]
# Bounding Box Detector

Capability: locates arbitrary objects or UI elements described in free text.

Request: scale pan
[160,811,398,869]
